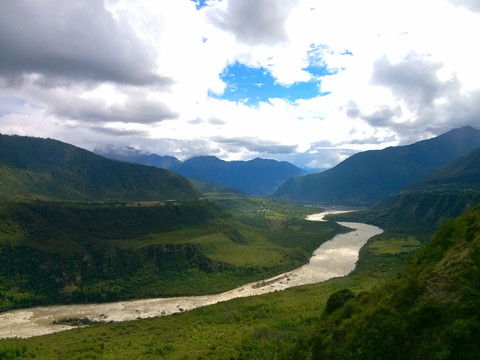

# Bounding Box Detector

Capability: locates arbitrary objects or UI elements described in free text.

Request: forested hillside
[293,203,480,359]
[333,146,480,232]
[0,134,201,202]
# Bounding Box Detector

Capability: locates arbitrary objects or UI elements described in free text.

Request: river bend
[0,211,382,339]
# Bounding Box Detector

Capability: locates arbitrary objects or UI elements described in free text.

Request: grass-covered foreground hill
[292,203,480,359]
[0,134,201,202]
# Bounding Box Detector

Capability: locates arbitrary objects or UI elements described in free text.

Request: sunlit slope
[0,134,201,202]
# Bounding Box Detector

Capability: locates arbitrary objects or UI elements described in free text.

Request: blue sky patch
[191,0,209,10]
[0,96,28,116]
[213,62,330,106]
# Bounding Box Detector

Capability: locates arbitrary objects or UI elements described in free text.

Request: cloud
[361,106,403,127]
[212,137,298,154]
[449,0,480,12]
[53,97,178,124]
[207,0,299,45]
[371,53,459,110]
[418,89,480,129]
[308,140,334,148]
[0,0,168,87]
[88,127,149,137]
[207,117,227,125]
[1,0,480,171]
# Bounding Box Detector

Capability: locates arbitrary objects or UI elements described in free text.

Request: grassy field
[0,225,420,359]
[0,197,347,311]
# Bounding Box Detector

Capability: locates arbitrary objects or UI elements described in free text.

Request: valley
[1,2,480,358]
[0,128,480,359]
[0,211,382,339]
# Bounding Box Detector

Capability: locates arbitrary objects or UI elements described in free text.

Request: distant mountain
[180,156,308,195]
[0,134,201,202]
[94,145,183,170]
[96,147,308,196]
[274,126,480,205]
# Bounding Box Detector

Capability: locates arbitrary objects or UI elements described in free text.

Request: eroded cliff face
[0,243,233,311]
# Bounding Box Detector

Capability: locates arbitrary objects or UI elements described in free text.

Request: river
[0,211,383,339]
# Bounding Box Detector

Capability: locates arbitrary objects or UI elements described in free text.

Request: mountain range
[274,126,480,205]
[0,134,201,202]
[94,146,308,196]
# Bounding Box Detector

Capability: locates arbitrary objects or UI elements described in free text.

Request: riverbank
[0,212,382,339]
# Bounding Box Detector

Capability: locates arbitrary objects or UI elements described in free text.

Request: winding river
[0,211,383,339]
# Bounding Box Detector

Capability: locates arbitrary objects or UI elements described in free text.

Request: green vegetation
[0,220,420,358]
[369,235,421,255]
[189,179,247,199]
[0,134,201,202]
[2,132,479,359]
[274,126,480,205]
[328,146,480,233]
[0,134,351,312]
[0,198,346,311]
[288,203,480,359]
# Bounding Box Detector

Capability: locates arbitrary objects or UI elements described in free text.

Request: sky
[1,0,480,170]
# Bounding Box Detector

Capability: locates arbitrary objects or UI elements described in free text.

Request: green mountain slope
[274,126,480,205]
[0,200,229,309]
[350,146,480,232]
[0,134,201,201]
[189,179,247,199]
[295,203,480,359]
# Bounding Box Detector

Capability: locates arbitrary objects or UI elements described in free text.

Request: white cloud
[1,0,479,169]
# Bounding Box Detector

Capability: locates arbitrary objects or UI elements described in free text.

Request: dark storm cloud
[207,0,298,45]
[371,54,459,110]
[53,98,178,124]
[212,137,298,154]
[0,0,169,87]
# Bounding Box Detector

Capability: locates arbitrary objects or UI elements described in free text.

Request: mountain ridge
[0,134,201,202]
[95,148,308,196]
[368,145,480,232]
[274,126,480,205]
